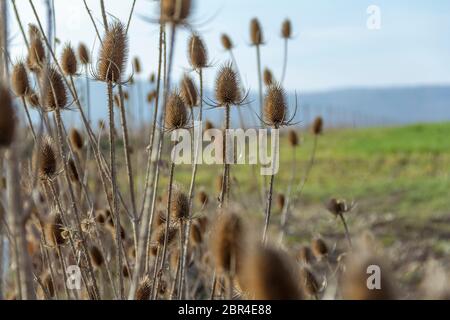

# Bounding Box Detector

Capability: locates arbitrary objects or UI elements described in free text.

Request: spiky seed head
[61,44,78,76]
[326,198,346,217]
[136,276,152,300]
[188,34,207,70]
[288,129,299,147]
[190,223,203,245]
[180,74,198,108]
[300,267,319,298]
[147,91,157,104]
[276,193,285,211]
[38,137,57,179]
[89,246,104,268]
[297,246,314,265]
[161,0,192,24]
[169,187,189,221]
[165,91,188,130]
[282,19,292,39]
[154,225,177,247]
[133,57,141,74]
[68,159,79,184]
[243,245,302,300]
[77,43,90,65]
[28,24,41,40]
[45,214,65,247]
[211,212,243,274]
[250,18,263,46]
[28,38,46,72]
[311,238,328,259]
[97,22,128,83]
[221,34,233,50]
[263,68,273,86]
[40,66,68,110]
[11,62,30,97]
[69,128,84,151]
[215,63,240,106]
[197,190,208,206]
[26,90,40,109]
[0,86,16,147]
[312,117,323,135]
[264,84,287,127]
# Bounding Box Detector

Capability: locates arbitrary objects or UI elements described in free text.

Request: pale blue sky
[8,0,450,92]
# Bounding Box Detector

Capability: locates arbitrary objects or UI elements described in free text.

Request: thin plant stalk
[219,104,231,208]
[278,145,296,244]
[21,97,37,142]
[338,213,353,249]
[281,38,288,84]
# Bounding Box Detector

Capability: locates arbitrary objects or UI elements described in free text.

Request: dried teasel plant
[164,90,189,131]
[188,34,208,71]
[180,74,198,109]
[311,238,328,261]
[69,128,84,152]
[77,42,90,66]
[326,198,355,249]
[40,66,68,111]
[36,136,58,180]
[61,43,78,76]
[263,68,274,87]
[0,86,16,147]
[221,34,233,51]
[160,0,193,25]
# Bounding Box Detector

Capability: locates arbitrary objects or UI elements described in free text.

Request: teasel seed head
[40,66,68,111]
[250,18,263,46]
[243,245,302,300]
[204,120,214,131]
[211,212,244,274]
[197,190,208,206]
[311,238,328,260]
[154,224,178,247]
[300,267,320,299]
[288,129,299,147]
[215,62,241,106]
[0,86,16,147]
[276,193,285,211]
[221,34,233,51]
[165,91,188,130]
[281,19,292,39]
[263,68,273,86]
[89,245,104,268]
[45,214,65,247]
[264,84,287,127]
[133,57,141,74]
[161,0,192,24]
[67,158,80,184]
[38,136,57,179]
[190,222,203,246]
[312,116,323,135]
[77,43,90,65]
[326,198,347,217]
[188,34,208,70]
[297,246,314,265]
[136,276,152,300]
[11,62,30,97]
[169,186,189,221]
[61,43,78,76]
[97,22,128,83]
[28,24,41,40]
[69,128,84,151]
[180,74,198,108]
[28,37,46,72]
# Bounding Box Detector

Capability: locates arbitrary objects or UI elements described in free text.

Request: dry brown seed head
[264,84,287,127]
[221,34,233,51]
[11,62,30,97]
[67,159,80,184]
[276,193,285,211]
[28,24,41,41]
[61,44,78,76]
[215,63,240,106]
[133,57,141,74]
[165,91,188,130]
[204,120,214,131]
[40,66,68,110]
[282,19,292,39]
[188,34,208,70]
[45,214,65,247]
[154,224,178,247]
[197,190,208,206]
[180,74,198,108]
[326,198,346,217]
[288,129,299,147]
[297,246,314,265]
[136,276,152,300]
[69,128,84,151]
[263,68,274,86]
[300,267,319,298]
[250,18,263,46]
[28,38,46,72]
[169,186,189,221]
[190,222,203,245]
[97,22,128,83]
[161,0,192,24]
[38,137,57,179]
[311,238,328,259]
[312,117,323,135]
[78,43,90,65]
[0,86,16,147]
[89,245,104,267]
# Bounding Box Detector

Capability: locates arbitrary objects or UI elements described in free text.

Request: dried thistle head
[26,90,41,109]
[311,238,328,260]
[40,66,68,111]
[221,34,233,51]
[78,43,90,65]
[263,68,273,86]
[69,128,84,151]
[180,74,198,108]
[45,214,65,247]
[326,198,347,217]
[288,129,299,147]
[264,84,287,127]
[312,117,323,135]
[188,34,207,70]
[165,91,188,130]
[28,37,46,72]
[67,158,79,184]
[161,0,192,24]
[154,224,178,247]
[89,245,104,268]
[242,245,302,300]
[299,267,319,299]
[169,186,189,221]
[0,86,16,147]
[281,19,292,39]
[215,63,241,106]
[97,22,128,83]
[11,62,30,97]
[61,43,78,76]
[211,212,244,274]
[133,57,141,74]
[38,137,57,179]
[250,18,263,46]
[136,276,152,300]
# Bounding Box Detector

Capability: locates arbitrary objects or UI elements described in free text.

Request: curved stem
[339,213,353,250]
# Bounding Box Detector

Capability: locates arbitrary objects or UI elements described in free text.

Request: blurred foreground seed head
[0,86,16,147]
